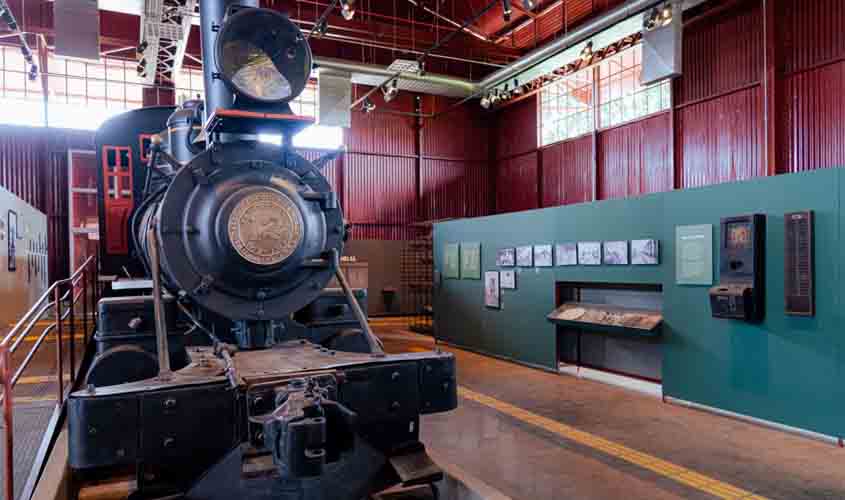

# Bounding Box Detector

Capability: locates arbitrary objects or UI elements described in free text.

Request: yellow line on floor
[10,395,57,404]
[458,386,769,500]
[16,375,70,385]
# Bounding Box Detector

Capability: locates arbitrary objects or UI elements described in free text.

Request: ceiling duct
[54,0,100,60]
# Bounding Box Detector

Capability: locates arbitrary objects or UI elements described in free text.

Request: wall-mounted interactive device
[784,210,814,316]
[709,214,765,322]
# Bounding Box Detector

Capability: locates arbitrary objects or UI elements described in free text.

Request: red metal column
[763,0,781,175]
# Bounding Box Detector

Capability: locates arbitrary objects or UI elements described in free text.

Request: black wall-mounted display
[709,214,766,322]
[784,211,814,316]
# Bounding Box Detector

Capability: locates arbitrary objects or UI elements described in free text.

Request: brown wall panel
[598,113,672,200]
[346,87,417,157]
[779,0,845,75]
[497,151,538,214]
[675,0,763,105]
[541,135,593,207]
[782,61,845,173]
[422,96,490,161]
[676,86,764,188]
[345,153,417,225]
[494,95,538,160]
[420,159,493,221]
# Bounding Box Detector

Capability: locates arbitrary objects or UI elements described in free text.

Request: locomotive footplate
[68,340,457,500]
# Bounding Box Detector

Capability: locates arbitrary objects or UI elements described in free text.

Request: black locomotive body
[69,2,457,499]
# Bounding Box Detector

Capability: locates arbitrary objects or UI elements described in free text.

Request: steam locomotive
[67,2,457,499]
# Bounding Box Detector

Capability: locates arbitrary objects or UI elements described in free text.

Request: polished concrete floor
[371,320,845,500]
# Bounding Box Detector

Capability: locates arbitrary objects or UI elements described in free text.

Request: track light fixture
[382,79,399,103]
[511,79,523,95]
[137,40,149,54]
[363,96,376,113]
[580,41,593,63]
[502,0,512,22]
[644,3,673,31]
[480,94,491,109]
[137,59,147,77]
[315,19,329,37]
[523,0,538,10]
[339,0,356,21]
[27,64,37,82]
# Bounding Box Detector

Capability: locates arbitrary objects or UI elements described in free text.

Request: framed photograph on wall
[534,244,553,267]
[460,242,481,280]
[631,239,660,265]
[444,243,460,279]
[500,269,516,290]
[484,271,501,309]
[496,247,515,267]
[577,242,601,265]
[7,210,16,272]
[555,243,577,266]
[516,246,533,267]
[603,241,629,265]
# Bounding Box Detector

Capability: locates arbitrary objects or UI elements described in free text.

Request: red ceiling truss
[0,0,641,80]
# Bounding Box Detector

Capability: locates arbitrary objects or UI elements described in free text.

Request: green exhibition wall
[433,168,844,438]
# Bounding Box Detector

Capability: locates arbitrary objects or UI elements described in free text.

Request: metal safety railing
[0,256,98,500]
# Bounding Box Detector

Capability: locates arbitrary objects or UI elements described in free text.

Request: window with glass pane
[538,66,594,146]
[597,45,671,129]
[175,66,205,102]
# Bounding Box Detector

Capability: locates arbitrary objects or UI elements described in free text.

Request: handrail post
[54,285,64,404]
[82,271,88,346]
[69,282,76,382]
[2,346,13,500]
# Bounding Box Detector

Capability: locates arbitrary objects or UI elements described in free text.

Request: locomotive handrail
[0,255,99,500]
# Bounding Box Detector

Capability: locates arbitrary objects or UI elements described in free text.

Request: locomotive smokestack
[199,0,259,122]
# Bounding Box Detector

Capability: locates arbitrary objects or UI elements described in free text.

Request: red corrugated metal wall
[598,112,672,199]
[497,152,539,213]
[677,86,764,188]
[778,0,845,173]
[541,135,593,207]
[495,96,538,160]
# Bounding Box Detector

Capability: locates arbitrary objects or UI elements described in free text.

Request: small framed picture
[484,271,501,309]
[577,242,601,266]
[516,246,533,267]
[7,210,16,272]
[534,244,553,267]
[603,241,629,265]
[497,248,516,267]
[555,243,577,266]
[500,269,516,290]
[631,239,660,265]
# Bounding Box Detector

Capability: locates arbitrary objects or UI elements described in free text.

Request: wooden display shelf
[547,302,663,336]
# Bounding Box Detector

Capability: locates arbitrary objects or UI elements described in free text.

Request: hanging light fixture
[363,96,376,113]
[502,0,512,22]
[523,0,538,11]
[580,41,593,63]
[27,64,37,82]
[661,3,673,26]
[339,0,356,21]
[382,79,399,102]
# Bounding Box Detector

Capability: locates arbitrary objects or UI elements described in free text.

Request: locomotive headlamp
[215,7,312,104]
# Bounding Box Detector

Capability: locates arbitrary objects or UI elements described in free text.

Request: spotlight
[315,19,329,37]
[382,79,399,103]
[511,79,523,95]
[661,4,673,26]
[339,0,356,21]
[580,41,593,63]
[417,61,426,77]
[27,64,37,82]
[523,0,538,10]
[490,91,501,104]
[502,0,512,22]
[137,59,147,77]
[137,40,149,54]
[362,96,376,113]
[480,95,491,109]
